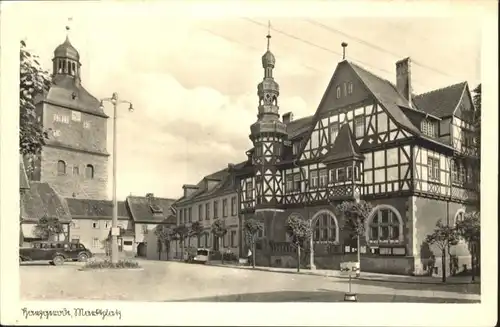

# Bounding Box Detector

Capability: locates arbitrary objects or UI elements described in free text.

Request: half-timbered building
[233,34,479,276]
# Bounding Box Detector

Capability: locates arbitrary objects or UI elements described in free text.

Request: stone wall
[40,146,108,200]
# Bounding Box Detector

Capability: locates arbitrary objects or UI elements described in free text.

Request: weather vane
[266,20,272,50]
[66,17,73,35]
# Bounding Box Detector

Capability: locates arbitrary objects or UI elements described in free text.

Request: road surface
[20,259,480,302]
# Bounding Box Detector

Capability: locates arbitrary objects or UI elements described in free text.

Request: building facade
[21,32,176,256]
[173,168,241,259]
[28,33,109,200]
[232,34,479,276]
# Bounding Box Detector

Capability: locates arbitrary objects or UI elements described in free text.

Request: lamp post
[99,92,134,264]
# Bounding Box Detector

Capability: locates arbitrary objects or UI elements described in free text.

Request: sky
[5,1,483,201]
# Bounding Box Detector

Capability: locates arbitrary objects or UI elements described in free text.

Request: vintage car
[19,241,93,266]
[189,248,210,264]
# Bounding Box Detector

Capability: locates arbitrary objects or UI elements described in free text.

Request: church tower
[249,23,287,210]
[32,24,109,200]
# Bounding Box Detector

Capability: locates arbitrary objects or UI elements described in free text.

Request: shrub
[83,259,141,270]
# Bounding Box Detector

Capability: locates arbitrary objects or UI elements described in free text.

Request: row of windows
[57,160,94,179]
[179,197,238,224]
[56,59,78,76]
[195,230,238,248]
[335,82,354,99]
[284,167,361,193]
[310,208,401,243]
[53,113,91,129]
[70,220,120,230]
[426,157,472,185]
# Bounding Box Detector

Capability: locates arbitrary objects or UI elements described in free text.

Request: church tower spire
[52,18,81,81]
[249,21,287,210]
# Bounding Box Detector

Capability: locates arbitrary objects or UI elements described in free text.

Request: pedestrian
[247,248,252,266]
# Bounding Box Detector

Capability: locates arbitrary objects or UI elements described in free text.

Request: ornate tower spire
[248,22,287,211]
[52,17,81,79]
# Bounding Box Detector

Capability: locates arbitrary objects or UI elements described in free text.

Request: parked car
[188,248,210,264]
[19,241,93,266]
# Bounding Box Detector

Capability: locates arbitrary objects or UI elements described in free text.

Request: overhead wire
[303,18,480,85]
[240,17,432,90]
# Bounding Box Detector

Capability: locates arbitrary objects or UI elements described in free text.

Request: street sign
[340,261,360,276]
[111,227,120,236]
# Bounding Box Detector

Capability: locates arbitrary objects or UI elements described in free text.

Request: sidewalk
[206,261,480,285]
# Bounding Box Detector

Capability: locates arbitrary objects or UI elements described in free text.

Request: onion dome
[54,36,80,61]
[262,50,276,68]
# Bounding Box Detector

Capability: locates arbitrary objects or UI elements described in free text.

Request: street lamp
[99,92,134,264]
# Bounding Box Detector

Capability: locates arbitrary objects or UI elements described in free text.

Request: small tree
[189,221,204,249]
[455,211,480,281]
[286,214,312,272]
[155,225,174,261]
[425,220,459,283]
[211,219,228,264]
[174,224,189,260]
[243,218,263,268]
[19,41,51,167]
[33,216,64,241]
[336,200,373,272]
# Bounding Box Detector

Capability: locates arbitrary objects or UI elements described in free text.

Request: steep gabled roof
[348,61,421,134]
[40,75,108,118]
[413,82,467,118]
[126,196,176,223]
[21,182,72,223]
[322,124,364,163]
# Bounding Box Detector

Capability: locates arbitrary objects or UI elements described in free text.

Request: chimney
[396,57,412,106]
[145,193,154,203]
[182,185,199,198]
[282,112,294,124]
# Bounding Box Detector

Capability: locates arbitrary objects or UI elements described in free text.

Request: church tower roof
[54,34,80,61]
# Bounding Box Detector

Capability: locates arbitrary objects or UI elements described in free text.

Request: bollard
[342,267,358,302]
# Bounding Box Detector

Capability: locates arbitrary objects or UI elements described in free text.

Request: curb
[206,263,480,285]
[78,267,144,272]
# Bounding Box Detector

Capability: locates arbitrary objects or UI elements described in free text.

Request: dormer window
[150,204,163,214]
[421,119,436,137]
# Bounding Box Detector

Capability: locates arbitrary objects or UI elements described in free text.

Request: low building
[173,166,241,259]
[126,194,176,257]
[65,194,175,256]
[65,198,130,254]
[20,181,72,245]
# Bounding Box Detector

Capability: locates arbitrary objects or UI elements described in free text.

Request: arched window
[367,205,403,243]
[311,210,339,243]
[85,164,94,179]
[57,160,66,175]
